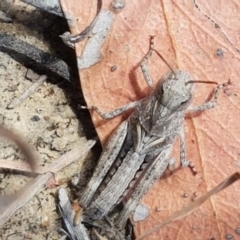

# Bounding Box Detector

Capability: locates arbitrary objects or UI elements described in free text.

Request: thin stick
[7,75,47,109]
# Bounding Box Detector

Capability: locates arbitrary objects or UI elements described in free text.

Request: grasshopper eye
[180,93,190,105]
[180,100,189,105]
[160,85,164,94]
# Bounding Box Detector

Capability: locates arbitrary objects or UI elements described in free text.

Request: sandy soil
[0,1,100,239]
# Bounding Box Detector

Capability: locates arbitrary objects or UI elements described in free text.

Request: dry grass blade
[44,140,96,173]
[136,172,240,240]
[0,139,96,174]
[0,128,96,227]
[0,124,38,220]
[0,172,52,226]
[7,75,47,109]
[0,159,45,174]
[0,125,37,171]
[93,229,108,240]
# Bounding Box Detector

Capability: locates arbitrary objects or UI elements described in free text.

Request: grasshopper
[79,37,230,237]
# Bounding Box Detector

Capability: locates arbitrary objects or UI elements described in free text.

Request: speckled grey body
[79,43,228,238]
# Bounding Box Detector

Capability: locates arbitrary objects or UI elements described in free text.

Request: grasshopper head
[156,70,194,112]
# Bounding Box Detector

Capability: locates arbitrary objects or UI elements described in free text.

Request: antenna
[149,36,177,78]
[186,80,218,85]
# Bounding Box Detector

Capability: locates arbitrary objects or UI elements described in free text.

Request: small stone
[112,0,125,11]
[25,69,39,82]
[235,228,240,234]
[133,203,150,222]
[111,65,117,72]
[215,48,224,58]
[193,191,198,197]
[56,128,64,137]
[183,193,188,198]
[31,115,40,121]
[225,234,233,239]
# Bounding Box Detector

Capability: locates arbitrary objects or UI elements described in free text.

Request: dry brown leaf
[136,172,240,240]
[60,0,240,239]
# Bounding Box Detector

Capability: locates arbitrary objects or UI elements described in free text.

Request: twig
[7,75,47,109]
